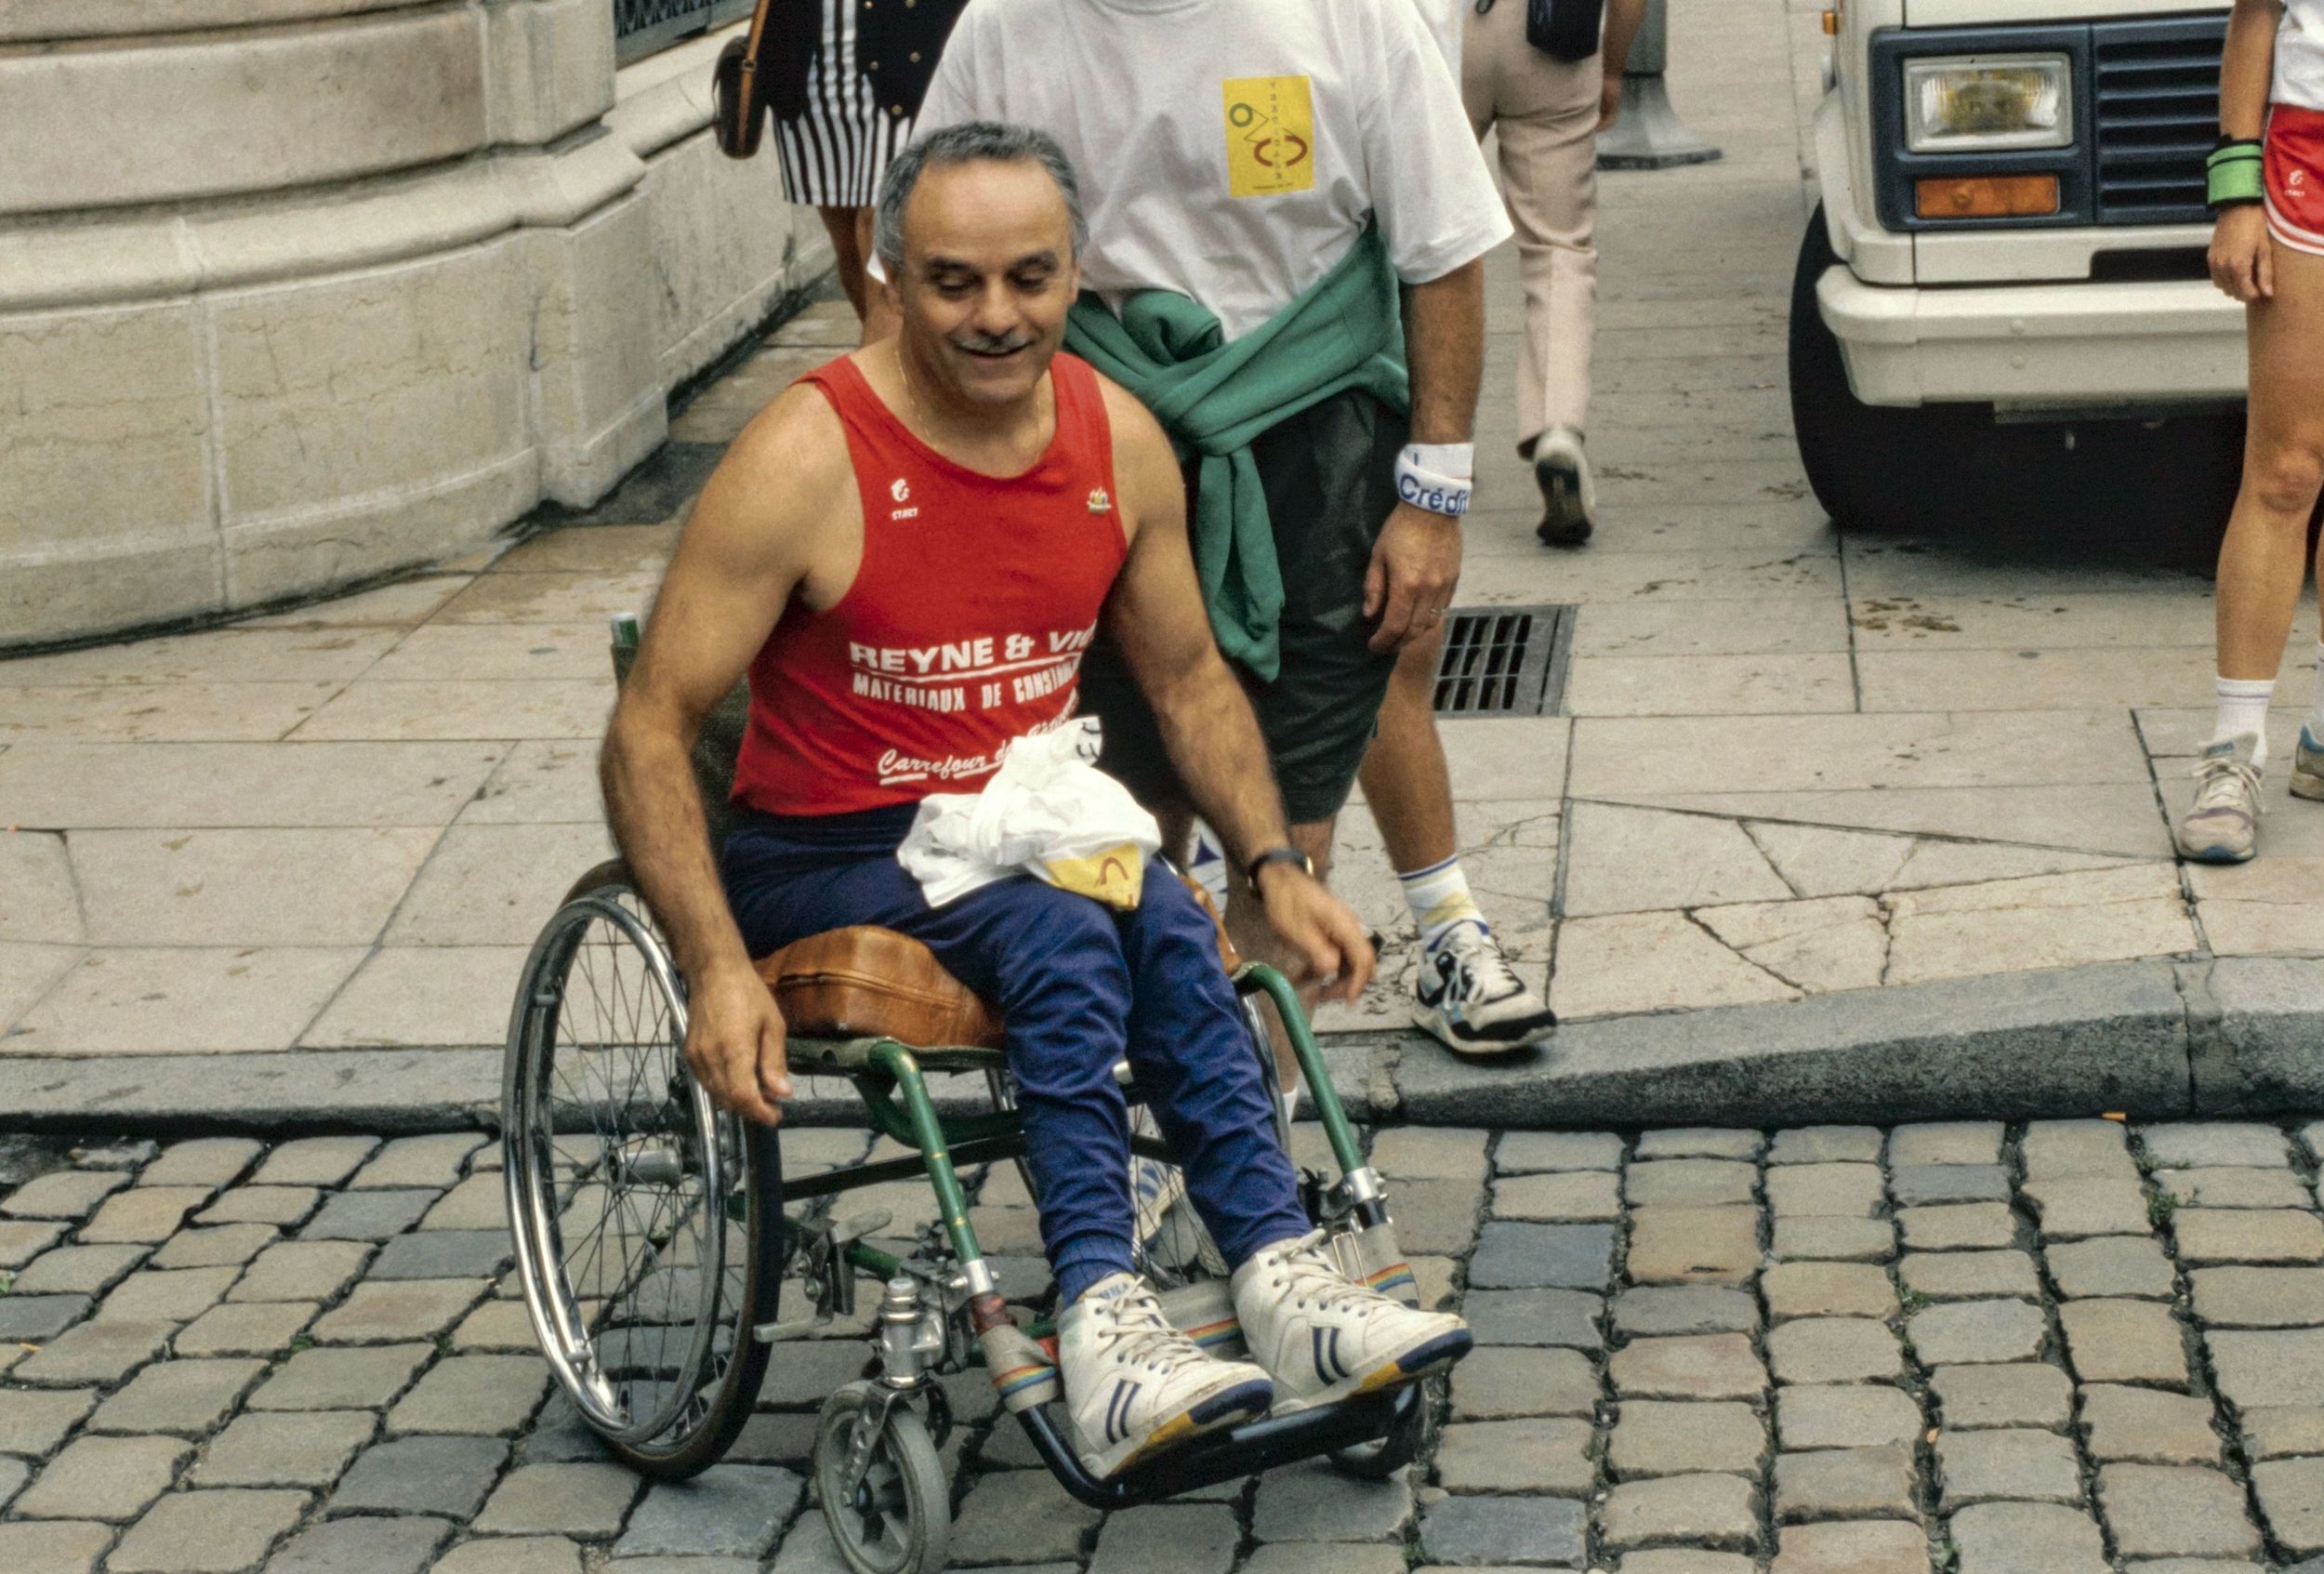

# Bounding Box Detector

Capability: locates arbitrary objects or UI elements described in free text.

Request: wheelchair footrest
[1011,1374,1421,1509]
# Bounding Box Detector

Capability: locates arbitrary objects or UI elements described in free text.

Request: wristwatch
[1246,847,1314,886]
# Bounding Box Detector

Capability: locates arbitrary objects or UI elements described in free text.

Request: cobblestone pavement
[7,1118,2324,1572]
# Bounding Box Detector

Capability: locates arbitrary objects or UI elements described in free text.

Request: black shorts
[1079,387,1408,827]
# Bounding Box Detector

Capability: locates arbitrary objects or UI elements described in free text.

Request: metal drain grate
[1432,604,1574,717]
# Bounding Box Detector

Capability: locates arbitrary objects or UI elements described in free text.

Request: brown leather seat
[752,877,1239,1054]
[757,926,1005,1050]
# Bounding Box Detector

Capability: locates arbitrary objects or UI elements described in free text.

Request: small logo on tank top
[889,475,918,521]
[1088,487,1111,514]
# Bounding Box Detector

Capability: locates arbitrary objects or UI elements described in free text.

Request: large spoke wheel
[504,859,781,1478]
[815,1382,949,1574]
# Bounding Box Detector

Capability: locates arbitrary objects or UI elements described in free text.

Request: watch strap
[1245,846,1313,886]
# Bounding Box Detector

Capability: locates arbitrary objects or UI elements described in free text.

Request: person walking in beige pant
[1462,0,1644,546]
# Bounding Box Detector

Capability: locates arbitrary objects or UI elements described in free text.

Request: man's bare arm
[601,385,852,1119]
[1364,258,1486,652]
[1600,0,1649,126]
[1403,258,1486,447]
[1098,387,1374,999]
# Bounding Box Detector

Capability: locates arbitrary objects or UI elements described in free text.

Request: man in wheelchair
[601,121,1472,1481]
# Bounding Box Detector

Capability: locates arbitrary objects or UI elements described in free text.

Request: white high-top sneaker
[1230,1232,1472,1413]
[1057,1274,1274,1478]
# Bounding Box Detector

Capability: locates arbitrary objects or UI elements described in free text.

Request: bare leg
[855,208,902,344]
[2215,242,2324,681]
[816,205,873,325]
[1355,628,1557,1052]
[1357,628,1458,872]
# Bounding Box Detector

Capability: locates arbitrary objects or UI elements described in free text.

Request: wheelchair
[500,626,1436,1574]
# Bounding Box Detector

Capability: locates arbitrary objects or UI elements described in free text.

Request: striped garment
[775,0,912,208]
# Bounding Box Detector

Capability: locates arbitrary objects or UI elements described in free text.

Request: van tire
[1788,206,1975,534]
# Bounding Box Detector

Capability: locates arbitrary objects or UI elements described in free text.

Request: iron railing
[614,0,756,66]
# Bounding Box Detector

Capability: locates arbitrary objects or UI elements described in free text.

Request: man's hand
[682,960,793,1125]
[1255,865,1376,1002]
[1362,502,1463,654]
[2211,205,2274,303]
[1598,69,1625,132]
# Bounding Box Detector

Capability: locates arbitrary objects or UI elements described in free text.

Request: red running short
[2266,102,2324,258]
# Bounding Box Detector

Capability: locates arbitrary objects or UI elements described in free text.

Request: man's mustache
[949,330,1037,355]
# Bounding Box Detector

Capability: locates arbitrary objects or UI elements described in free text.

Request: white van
[1793,0,2247,539]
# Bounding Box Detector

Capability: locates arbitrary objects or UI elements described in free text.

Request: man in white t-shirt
[911,0,1561,1060]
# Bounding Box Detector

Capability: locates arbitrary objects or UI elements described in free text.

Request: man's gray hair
[873,121,1089,271]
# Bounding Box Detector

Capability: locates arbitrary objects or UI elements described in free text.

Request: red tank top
[731,352,1128,816]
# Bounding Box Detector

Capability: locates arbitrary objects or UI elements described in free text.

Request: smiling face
[891,156,1079,408]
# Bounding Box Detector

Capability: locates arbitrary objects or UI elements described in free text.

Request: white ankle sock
[2309,647,2324,742]
[1398,856,1486,953]
[2214,675,2276,770]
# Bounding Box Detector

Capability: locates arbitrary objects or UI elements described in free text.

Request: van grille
[2091,15,2227,226]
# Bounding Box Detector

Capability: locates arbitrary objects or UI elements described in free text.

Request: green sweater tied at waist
[1063,227,1409,681]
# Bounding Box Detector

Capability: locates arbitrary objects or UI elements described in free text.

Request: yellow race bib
[1222,75,1316,199]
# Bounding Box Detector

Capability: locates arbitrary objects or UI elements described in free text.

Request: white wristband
[1395,449,1472,517]
[1402,442,1474,481]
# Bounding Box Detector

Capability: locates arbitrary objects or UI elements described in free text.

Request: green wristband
[2209,139,2265,210]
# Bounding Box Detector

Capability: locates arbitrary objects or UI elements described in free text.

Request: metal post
[1595,0,1722,170]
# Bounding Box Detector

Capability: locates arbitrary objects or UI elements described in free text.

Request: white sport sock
[1399,856,1487,954]
[2309,646,2324,743]
[2213,675,2276,771]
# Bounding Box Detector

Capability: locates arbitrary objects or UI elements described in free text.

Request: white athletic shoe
[2175,736,2263,865]
[1057,1274,1274,1478]
[1230,1232,1472,1414]
[1533,426,1596,548]
[1414,921,1557,1053]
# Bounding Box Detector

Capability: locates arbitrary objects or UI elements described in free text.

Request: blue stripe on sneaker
[1187,1379,1273,1427]
[1395,1328,1473,1375]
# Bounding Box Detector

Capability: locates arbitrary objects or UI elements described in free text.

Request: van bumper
[1816,267,2247,412]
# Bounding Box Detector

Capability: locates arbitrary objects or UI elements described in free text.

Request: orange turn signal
[1915,174,2060,218]
[1821,8,1838,34]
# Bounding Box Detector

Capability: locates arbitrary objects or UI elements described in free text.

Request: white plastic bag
[897,719,1163,910]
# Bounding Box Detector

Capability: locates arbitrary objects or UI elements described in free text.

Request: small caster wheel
[815,1380,950,1574]
[1330,1373,1442,1479]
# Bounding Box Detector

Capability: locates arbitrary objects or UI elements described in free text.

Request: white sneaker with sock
[2300,647,2324,800]
[1057,1274,1273,1478]
[1415,920,1557,1052]
[1230,1231,1472,1414]
[1399,859,1555,1052]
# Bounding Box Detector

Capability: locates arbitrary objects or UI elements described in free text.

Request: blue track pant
[721,805,1311,1303]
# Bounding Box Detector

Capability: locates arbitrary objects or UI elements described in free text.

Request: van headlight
[1904,55,2072,152]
